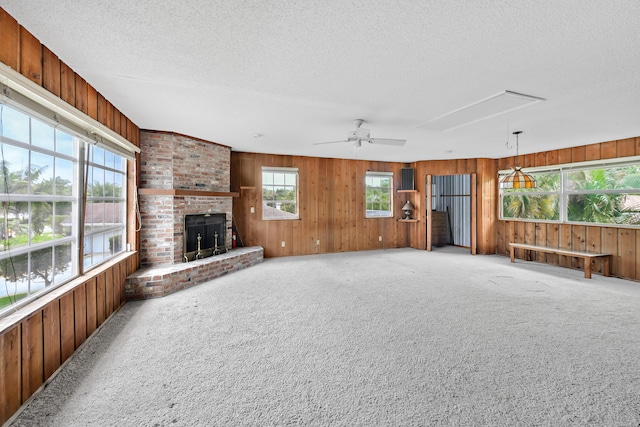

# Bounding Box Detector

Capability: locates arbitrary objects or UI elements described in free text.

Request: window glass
[0,103,128,317]
[502,194,560,220]
[366,172,393,218]
[93,146,105,166]
[105,170,115,197]
[31,152,54,195]
[29,246,52,292]
[54,243,73,283]
[262,168,298,220]
[90,166,105,197]
[31,202,54,241]
[55,129,74,156]
[55,202,73,237]
[500,164,640,226]
[567,166,640,191]
[55,158,73,196]
[567,193,640,225]
[1,144,30,194]
[31,118,54,150]
[0,252,28,309]
[1,106,29,143]
[104,150,115,169]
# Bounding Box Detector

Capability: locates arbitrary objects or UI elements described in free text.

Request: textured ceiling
[2,1,640,162]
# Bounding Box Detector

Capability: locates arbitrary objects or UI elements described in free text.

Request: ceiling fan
[314,119,406,148]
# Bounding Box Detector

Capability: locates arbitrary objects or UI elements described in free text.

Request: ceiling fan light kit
[499,131,537,189]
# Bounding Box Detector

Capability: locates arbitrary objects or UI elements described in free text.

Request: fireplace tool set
[192,231,225,261]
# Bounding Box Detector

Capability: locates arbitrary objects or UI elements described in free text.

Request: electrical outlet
[316,239,320,246]
[281,241,285,247]
[250,206,255,214]
[378,236,382,242]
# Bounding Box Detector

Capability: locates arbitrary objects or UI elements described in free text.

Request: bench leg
[603,256,611,277]
[584,258,592,279]
[510,246,515,263]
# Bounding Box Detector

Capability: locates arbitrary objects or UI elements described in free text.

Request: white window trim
[261,166,299,220]
[0,61,139,160]
[0,101,128,317]
[365,171,394,218]
[499,159,640,228]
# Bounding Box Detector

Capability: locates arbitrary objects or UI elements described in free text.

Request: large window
[0,103,126,314]
[262,167,298,220]
[366,172,393,218]
[500,162,640,226]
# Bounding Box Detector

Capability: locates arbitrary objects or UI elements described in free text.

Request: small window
[262,167,298,220]
[365,172,393,218]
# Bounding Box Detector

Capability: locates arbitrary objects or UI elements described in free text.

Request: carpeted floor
[9,247,640,426]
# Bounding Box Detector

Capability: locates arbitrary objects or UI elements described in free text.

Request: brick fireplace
[137,131,234,266]
[125,131,263,300]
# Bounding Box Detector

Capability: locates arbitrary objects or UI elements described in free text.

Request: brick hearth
[125,246,263,300]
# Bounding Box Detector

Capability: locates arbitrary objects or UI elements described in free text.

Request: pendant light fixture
[499,131,537,189]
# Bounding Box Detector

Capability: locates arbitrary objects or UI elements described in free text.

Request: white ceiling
[2,1,640,162]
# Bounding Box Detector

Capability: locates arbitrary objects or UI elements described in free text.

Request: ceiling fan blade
[369,138,406,146]
[313,140,350,145]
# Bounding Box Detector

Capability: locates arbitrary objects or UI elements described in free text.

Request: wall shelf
[398,189,419,221]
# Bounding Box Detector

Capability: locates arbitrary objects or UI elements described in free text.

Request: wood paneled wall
[0,8,142,424]
[411,158,497,254]
[0,7,141,267]
[231,153,498,257]
[0,255,137,425]
[232,153,417,257]
[0,9,139,144]
[496,137,640,281]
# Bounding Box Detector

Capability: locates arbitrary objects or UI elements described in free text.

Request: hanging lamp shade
[499,131,536,189]
[499,166,536,189]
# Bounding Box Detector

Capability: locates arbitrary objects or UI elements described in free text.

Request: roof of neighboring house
[86,203,124,224]
[262,204,298,220]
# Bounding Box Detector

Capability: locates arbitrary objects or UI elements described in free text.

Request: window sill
[0,251,137,332]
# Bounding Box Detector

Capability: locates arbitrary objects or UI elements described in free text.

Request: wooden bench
[508,243,612,279]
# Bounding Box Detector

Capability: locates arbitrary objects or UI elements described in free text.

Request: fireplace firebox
[184,213,227,262]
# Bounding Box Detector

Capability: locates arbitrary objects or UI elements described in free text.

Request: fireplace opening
[184,213,227,262]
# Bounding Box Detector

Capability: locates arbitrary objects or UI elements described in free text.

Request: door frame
[426,173,477,254]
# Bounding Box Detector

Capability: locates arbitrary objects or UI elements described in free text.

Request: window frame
[499,156,640,228]
[365,171,394,218]
[261,166,299,220]
[0,101,127,317]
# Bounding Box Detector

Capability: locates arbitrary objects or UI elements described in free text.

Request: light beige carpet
[10,247,640,426]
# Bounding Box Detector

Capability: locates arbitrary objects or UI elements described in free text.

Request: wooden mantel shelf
[138,188,239,197]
